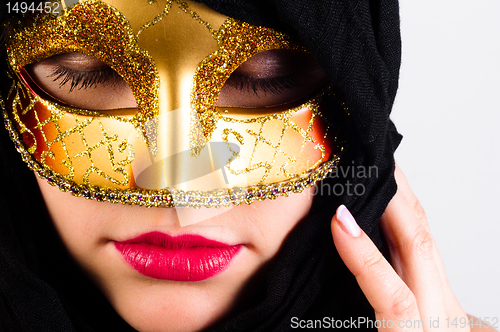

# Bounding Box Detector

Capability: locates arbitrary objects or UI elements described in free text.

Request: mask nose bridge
[138,12,220,188]
[155,67,194,188]
[121,0,232,191]
[135,49,229,191]
[133,59,236,192]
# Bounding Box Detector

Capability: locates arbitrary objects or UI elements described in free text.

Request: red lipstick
[114,232,241,281]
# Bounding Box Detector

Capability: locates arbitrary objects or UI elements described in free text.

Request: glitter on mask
[2,0,346,208]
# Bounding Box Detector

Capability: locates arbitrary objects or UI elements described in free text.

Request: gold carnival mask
[2,0,344,208]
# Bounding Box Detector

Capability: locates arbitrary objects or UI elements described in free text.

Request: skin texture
[331,165,498,332]
[37,176,315,332]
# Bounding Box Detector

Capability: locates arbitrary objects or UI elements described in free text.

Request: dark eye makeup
[24,53,137,110]
[23,49,327,110]
[49,62,302,97]
[223,73,301,96]
[49,64,121,92]
[217,49,328,108]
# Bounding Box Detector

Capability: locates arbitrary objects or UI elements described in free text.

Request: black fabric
[0,0,402,331]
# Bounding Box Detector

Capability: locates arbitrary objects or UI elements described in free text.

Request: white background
[393,0,500,319]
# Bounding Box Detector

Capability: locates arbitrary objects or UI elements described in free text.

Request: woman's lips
[114,232,241,281]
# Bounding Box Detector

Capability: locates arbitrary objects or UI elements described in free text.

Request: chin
[95,243,260,332]
[36,176,314,331]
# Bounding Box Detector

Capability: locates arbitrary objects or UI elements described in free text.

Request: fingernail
[336,205,361,237]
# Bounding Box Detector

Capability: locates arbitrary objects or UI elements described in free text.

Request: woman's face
[37,177,315,331]
[4,1,334,330]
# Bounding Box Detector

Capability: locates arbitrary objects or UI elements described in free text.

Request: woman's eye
[24,52,137,111]
[49,65,119,92]
[24,51,325,111]
[216,50,328,108]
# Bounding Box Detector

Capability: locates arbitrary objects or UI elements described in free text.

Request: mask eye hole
[23,52,137,112]
[216,50,328,109]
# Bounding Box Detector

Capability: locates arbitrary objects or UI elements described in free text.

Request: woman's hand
[330,165,497,331]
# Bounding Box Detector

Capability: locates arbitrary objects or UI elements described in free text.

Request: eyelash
[49,66,301,96]
[227,74,301,96]
[49,65,120,92]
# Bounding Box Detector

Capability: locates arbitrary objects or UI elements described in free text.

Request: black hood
[0,1,402,330]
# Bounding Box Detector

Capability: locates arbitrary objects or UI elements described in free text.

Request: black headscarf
[0,0,402,330]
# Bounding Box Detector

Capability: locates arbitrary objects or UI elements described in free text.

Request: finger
[331,205,423,332]
[381,165,465,328]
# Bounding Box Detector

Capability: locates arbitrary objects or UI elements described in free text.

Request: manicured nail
[336,205,361,237]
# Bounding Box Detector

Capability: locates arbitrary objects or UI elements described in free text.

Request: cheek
[35,176,121,275]
[36,174,315,331]
[36,176,94,244]
[240,187,315,257]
